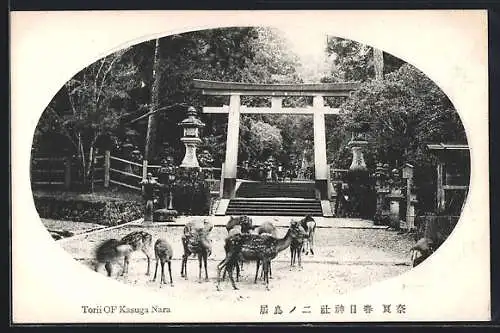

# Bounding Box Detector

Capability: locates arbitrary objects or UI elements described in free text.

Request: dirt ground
[56,220,415,302]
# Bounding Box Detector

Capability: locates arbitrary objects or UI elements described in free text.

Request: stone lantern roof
[178,106,205,128]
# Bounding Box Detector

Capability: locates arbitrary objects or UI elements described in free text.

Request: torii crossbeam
[192,79,360,200]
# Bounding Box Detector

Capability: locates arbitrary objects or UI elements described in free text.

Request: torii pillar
[313,95,329,200]
[223,94,241,198]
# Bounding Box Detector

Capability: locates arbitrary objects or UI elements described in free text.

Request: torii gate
[192,79,359,200]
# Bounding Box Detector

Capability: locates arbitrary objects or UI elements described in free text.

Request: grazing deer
[152,238,174,286]
[94,239,134,277]
[410,237,435,267]
[300,215,317,255]
[216,220,307,291]
[120,231,153,276]
[181,219,213,282]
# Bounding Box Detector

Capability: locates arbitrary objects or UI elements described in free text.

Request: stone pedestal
[387,191,404,229]
[407,195,418,230]
[180,137,202,168]
[375,188,390,225]
[154,208,178,222]
[346,139,370,218]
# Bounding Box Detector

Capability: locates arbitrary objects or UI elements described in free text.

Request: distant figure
[277,164,284,182]
[139,172,160,222]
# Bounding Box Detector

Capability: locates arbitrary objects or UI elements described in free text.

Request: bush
[33,195,143,226]
[171,168,211,215]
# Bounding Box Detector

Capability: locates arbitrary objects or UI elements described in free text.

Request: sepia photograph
[11,10,490,323]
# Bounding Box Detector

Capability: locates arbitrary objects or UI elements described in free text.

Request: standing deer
[94,239,134,277]
[120,231,153,276]
[253,221,278,282]
[301,215,317,255]
[224,216,253,277]
[290,221,306,268]
[152,238,174,286]
[216,220,307,291]
[181,219,213,282]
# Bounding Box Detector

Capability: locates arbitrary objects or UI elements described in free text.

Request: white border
[11,10,489,323]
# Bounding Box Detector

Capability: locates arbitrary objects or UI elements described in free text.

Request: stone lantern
[178,106,205,168]
[345,132,370,218]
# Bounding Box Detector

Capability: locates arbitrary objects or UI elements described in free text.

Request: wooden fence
[31,151,223,198]
[31,156,72,189]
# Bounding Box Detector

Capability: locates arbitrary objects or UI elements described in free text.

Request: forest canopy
[32,28,467,191]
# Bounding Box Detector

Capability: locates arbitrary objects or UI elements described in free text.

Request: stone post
[387,168,404,230]
[402,163,415,230]
[374,162,390,225]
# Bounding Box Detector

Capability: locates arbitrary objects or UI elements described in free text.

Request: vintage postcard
[11,10,489,323]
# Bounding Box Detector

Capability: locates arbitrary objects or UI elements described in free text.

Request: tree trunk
[373,48,384,81]
[144,38,161,162]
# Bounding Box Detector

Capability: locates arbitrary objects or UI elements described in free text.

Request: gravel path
[55,220,415,301]
[42,219,105,235]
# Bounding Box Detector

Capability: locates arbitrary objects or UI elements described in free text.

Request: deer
[216,220,308,291]
[410,237,435,267]
[152,238,174,286]
[181,219,213,282]
[94,239,134,277]
[120,231,153,276]
[224,221,277,282]
[300,215,317,255]
[290,220,307,269]
[252,221,278,281]
[223,216,253,278]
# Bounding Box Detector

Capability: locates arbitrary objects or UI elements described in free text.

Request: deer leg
[104,262,113,277]
[310,232,315,255]
[222,266,227,281]
[161,261,166,284]
[298,246,303,268]
[198,254,202,283]
[142,249,151,276]
[216,257,229,291]
[235,261,240,282]
[180,255,185,277]
[269,262,272,279]
[122,255,130,276]
[167,261,173,286]
[254,260,260,284]
[263,261,270,291]
[152,258,158,282]
[228,261,238,290]
[204,254,209,281]
[182,254,189,280]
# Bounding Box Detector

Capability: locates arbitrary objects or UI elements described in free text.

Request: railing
[107,154,142,191]
[31,150,225,199]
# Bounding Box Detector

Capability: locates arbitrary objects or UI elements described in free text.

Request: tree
[240,119,283,162]
[324,36,405,82]
[35,47,141,190]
